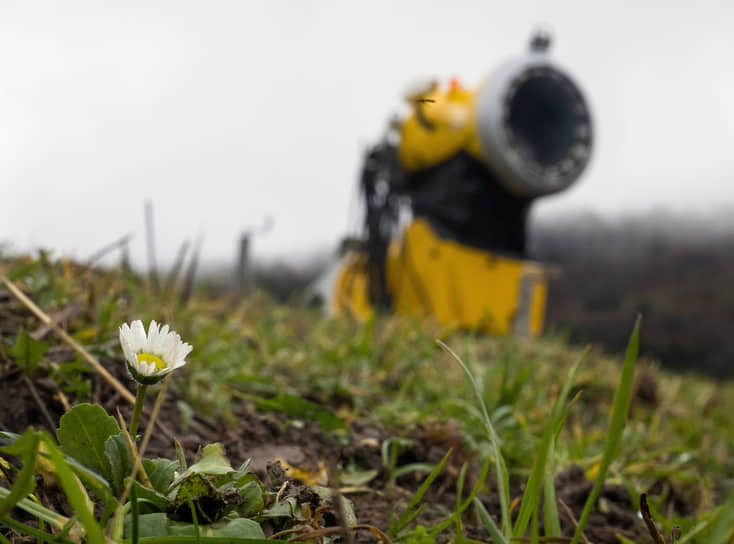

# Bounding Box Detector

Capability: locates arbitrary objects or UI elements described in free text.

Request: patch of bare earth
[1,349,656,543]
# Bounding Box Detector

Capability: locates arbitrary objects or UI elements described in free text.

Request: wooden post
[236,233,251,293]
[144,200,160,295]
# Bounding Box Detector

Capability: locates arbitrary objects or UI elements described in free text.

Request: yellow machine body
[398,81,485,172]
[331,219,548,337]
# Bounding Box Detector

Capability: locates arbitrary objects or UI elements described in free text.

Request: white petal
[160,334,176,363]
[177,341,193,362]
[147,320,161,351]
[119,324,136,364]
[154,323,171,355]
[130,320,147,353]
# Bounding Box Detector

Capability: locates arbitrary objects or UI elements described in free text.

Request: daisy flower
[119,320,192,386]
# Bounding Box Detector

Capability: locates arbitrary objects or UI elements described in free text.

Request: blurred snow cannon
[321,30,593,337]
[400,30,591,200]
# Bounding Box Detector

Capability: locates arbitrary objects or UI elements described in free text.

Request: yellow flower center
[136,352,166,371]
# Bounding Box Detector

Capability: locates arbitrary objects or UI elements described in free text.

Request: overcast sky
[2,1,733,268]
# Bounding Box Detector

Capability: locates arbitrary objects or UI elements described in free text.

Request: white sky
[2,1,734,268]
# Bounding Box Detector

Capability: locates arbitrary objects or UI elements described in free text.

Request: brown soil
[0,353,654,544]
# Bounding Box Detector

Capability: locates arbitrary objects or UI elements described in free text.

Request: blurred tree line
[531,211,734,377]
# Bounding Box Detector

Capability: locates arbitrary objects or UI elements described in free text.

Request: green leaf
[312,486,357,526]
[57,403,120,481]
[143,458,178,494]
[0,429,40,517]
[125,512,266,539]
[258,497,300,520]
[105,433,133,496]
[209,518,265,539]
[213,467,264,518]
[131,480,169,512]
[64,455,115,506]
[168,474,227,524]
[126,512,168,538]
[571,316,641,544]
[236,479,265,517]
[230,459,252,484]
[340,469,378,486]
[169,444,232,489]
[9,330,49,374]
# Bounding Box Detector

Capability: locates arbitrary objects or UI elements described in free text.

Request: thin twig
[22,375,56,430]
[31,303,83,340]
[558,498,591,544]
[55,387,71,412]
[2,274,136,405]
[115,409,154,490]
[640,494,666,544]
[327,462,354,544]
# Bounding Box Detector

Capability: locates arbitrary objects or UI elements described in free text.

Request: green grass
[1,253,734,542]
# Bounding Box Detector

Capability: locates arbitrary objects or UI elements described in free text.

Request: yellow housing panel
[330,219,548,338]
[398,83,484,172]
[330,252,373,321]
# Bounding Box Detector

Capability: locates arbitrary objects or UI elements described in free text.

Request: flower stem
[129,385,148,438]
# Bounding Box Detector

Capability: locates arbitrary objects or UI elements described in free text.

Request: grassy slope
[1,253,733,538]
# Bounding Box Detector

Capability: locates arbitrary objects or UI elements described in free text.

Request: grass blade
[0,515,76,544]
[707,486,734,543]
[473,497,509,544]
[542,437,562,538]
[455,463,467,536]
[0,430,40,518]
[0,487,70,529]
[513,349,588,536]
[571,316,641,544]
[438,340,511,539]
[41,432,106,544]
[430,455,490,537]
[389,448,451,535]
